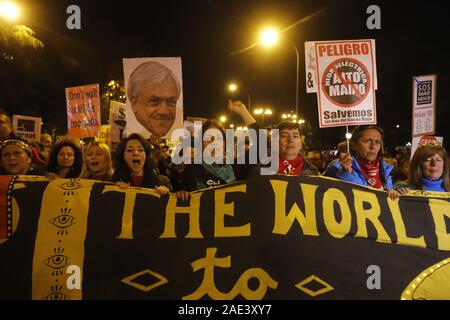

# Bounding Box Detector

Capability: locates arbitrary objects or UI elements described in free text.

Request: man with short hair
[0,109,46,167]
[276,122,319,176]
[0,109,15,142]
[308,151,326,174]
[126,61,181,138]
[40,133,53,161]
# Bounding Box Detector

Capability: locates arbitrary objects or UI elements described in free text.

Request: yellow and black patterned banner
[1,175,450,299]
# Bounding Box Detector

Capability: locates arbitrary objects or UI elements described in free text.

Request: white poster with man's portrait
[123,57,183,139]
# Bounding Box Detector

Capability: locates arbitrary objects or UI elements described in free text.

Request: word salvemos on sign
[1,175,450,300]
[315,39,377,128]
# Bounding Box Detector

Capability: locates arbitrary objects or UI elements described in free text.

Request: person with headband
[0,139,46,175]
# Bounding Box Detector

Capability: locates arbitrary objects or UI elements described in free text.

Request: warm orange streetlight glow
[228,83,237,92]
[260,27,279,47]
[0,1,20,20]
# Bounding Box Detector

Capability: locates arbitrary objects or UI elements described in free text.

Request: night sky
[1,0,449,150]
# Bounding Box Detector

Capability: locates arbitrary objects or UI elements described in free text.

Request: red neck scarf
[278,156,304,176]
[357,159,382,189]
[131,175,144,187]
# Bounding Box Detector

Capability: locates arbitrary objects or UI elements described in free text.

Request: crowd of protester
[0,103,448,200]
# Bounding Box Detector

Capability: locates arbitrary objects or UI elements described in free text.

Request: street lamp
[0,1,20,21]
[219,116,227,123]
[259,27,300,118]
[254,107,273,126]
[281,111,297,120]
[260,27,279,47]
[227,82,251,108]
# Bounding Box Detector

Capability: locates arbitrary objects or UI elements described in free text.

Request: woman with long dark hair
[112,133,169,194]
[46,140,82,178]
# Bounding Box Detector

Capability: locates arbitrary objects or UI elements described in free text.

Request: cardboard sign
[306,39,377,93]
[109,101,127,151]
[97,125,110,145]
[315,40,377,128]
[65,84,101,138]
[12,115,41,142]
[412,75,436,137]
[411,135,443,158]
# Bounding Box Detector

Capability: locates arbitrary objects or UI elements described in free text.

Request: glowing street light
[228,83,237,92]
[260,27,279,47]
[253,107,273,126]
[227,82,251,108]
[281,111,298,120]
[259,27,300,118]
[0,1,20,21]
[219,116,227,123]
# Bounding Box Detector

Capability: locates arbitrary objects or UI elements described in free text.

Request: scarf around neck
[278,156,304,175]
[357,159,382,189]
[421,177,445,192]
[202,163,236,183]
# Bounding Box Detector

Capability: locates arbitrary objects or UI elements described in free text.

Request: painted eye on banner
[43,286,66,300]
[43,248,69,275]
[44,254,69,270]
[43,292,66,300]
[49,215,76,230]
[59,181,82,191]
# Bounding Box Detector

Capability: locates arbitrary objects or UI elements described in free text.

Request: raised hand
[227,99,256,126]
[227,99,247,114]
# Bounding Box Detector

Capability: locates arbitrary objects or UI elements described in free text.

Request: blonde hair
[80,139,113,181]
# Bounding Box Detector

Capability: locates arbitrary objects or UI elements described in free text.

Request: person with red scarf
[276,122,319,176]
[328,125,401,199]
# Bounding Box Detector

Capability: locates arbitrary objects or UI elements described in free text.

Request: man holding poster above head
[124,58,183,139]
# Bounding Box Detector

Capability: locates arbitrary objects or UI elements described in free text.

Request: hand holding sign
[339,153,354,173]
